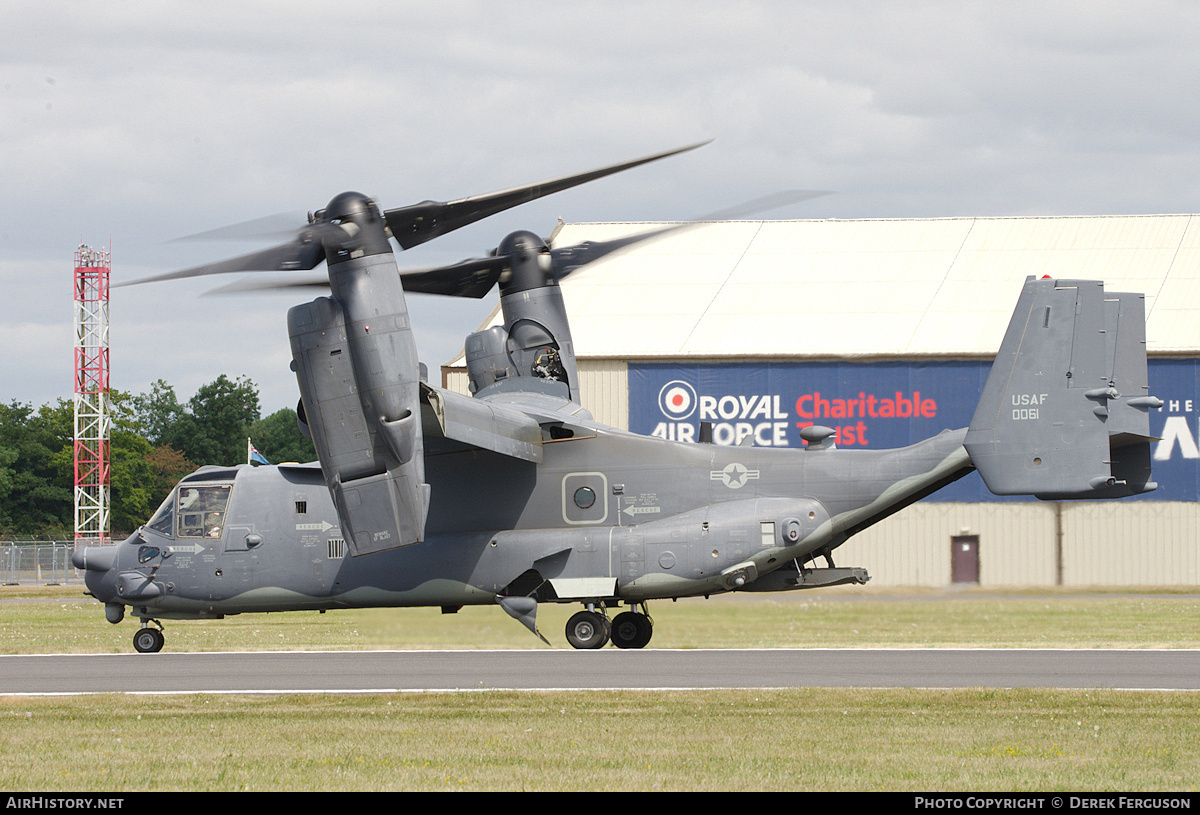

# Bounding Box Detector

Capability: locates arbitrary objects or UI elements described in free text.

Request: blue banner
[628,359,1200,502]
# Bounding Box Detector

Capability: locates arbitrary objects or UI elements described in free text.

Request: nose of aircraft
[72,535,133,609]
[71,545,118,573]
[73,533,166,614]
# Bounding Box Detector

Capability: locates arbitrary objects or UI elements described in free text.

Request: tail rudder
[965,276,1161,499]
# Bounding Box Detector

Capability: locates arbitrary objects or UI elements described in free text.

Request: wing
[420,384,544,462]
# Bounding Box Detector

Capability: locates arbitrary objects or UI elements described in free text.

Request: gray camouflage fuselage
[80,410,971,620]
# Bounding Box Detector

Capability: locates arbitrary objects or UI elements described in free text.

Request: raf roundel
[658,380,698,420]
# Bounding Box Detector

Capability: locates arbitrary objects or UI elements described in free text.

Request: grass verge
[2,689,1197,791]
[3,584,1199,653]
[2,585,1197,791]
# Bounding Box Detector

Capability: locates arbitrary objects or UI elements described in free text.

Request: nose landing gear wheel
[133,626,165,653]
[610,611,653,649]
[565,610,609,649]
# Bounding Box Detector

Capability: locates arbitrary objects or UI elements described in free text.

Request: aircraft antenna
[73,244,111,550]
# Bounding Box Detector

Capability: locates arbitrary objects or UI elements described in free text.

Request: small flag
[248,438,269,465]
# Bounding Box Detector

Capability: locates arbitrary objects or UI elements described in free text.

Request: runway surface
[2,648,1198,694]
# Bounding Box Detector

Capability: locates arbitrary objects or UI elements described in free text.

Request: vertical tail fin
[965,276,1162,499]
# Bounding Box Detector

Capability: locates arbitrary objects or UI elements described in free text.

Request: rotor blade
[203,273,331,296]
[696,189,833,221]
[397,255,507,298]
[115,229,328,288]
[548,226,679,280]
[383,140,710,250]
[168,212,308,244]
[205,255,507,299]
[547,189,834,281]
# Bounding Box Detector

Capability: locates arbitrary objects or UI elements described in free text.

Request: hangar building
[444,215,1200,587]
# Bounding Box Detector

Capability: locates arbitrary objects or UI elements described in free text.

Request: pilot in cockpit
[531,346,566,382]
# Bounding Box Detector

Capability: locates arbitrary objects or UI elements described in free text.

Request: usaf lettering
[1011,393,1048,421]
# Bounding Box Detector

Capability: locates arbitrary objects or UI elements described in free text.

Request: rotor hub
[497,230,554,294]
[497,230,546,260]
[314,192,382,227]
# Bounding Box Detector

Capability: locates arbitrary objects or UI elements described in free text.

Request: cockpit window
[147,493,175,536]
[175,485,233,539]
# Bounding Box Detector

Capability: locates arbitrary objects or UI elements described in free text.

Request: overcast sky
[5,0,1200,415]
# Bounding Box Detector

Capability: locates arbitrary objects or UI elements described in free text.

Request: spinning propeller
[202,222,685,299]
[117,141,711,293]
[119,141,830,301]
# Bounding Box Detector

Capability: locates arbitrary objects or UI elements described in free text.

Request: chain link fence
[1,541,83,585]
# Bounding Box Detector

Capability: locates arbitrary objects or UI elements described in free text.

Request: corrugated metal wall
[844,502,1058,586]
[442,367,469,395]
[551,215,1200,358]
[846,501,1200,587]
[574,359,629,428]
[1061,502,1200,586]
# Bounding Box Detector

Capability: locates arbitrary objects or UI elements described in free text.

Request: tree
[187,374,261,465]
[129,379,184,447]
[248,408,316,465]
[143,375,261,467]
[144,445,196,503]
[0,400,73,537]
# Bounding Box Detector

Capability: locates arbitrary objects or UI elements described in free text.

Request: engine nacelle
[464,230,581,401]
[288,252,429,555]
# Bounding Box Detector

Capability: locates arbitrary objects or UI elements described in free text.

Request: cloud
[4,0,1200,414]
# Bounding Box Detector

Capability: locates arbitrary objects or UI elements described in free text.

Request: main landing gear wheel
[610,611,653,649]
[565,610,609,649]
[133,625,164,653]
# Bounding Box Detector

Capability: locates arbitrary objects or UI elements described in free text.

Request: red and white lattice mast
[73,244,111,549]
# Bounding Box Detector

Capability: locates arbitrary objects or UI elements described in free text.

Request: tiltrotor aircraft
[74,144,1162,652]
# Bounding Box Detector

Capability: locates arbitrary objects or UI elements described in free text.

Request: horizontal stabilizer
[965,277,1161,499]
